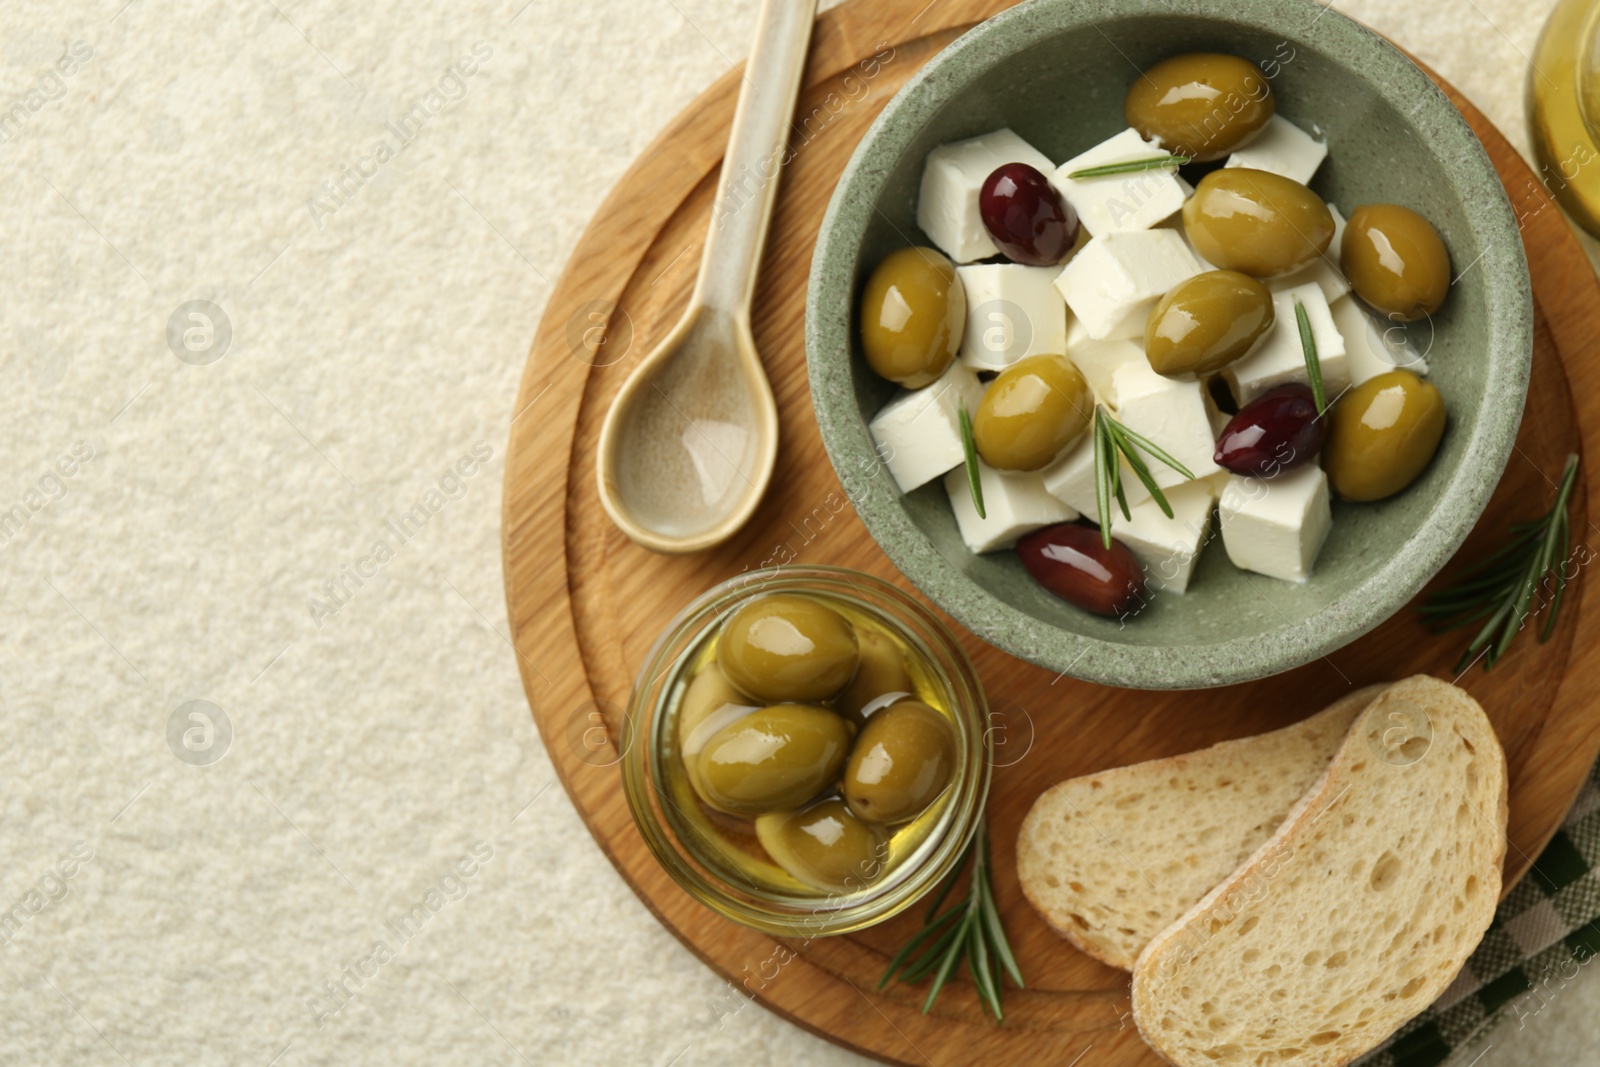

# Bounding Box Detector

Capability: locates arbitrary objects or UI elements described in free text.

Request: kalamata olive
[1214,383,1326,477]
[1324,370,1446,501]
[859,247,965,388]
[1145,270,1275,376]
[973,354,1094,470]
[979,162,1080,266]
[1341,205,1451,322]
[1183,169,1335,277]
[1017,523,1147,617]
[1125,53,1276,162]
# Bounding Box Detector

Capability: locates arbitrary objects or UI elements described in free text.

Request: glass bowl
[621,566,991,936]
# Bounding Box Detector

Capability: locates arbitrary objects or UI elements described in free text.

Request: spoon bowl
[597,306,779,553]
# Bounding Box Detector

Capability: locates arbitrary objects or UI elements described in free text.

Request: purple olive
[979,163,1079,266]
[1214,383,1326,478]
[1017,523,1147,617]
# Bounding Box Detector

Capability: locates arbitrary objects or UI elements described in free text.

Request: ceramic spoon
[595,0,817,554]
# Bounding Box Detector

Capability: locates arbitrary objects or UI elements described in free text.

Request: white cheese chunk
[945,460,1076,553]
[1223,282,1350,405]
[1111,479,1218,594]
[916,129,1056,263]
[1051,128,1186,236]
[1219,465,1332,582]
[1268,204,1349,304]
[1111,360,1223,487]
[868,362,984,493]
[1223,115,1328,185]
[955,264,1068,370]
[1040,434,1151,524]
[1331,295,1431,385]
[1065,337,1144,406]
[1053,230,1204,340]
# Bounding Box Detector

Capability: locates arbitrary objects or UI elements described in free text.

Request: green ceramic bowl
[806,0,1531,689]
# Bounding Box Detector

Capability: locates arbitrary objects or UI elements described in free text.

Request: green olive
[972,354,1093,471]
[1341,205,1451,322]
[859,246,965,388]
[842,702,956,825]
[696,705,853,817]
[834,627,914,726]
[717,594,859,703]
[678,665,759,803]
[1182,168,1335,278]
[755,799,887,892]
[1324,370,1446,501]
[1124,53,1276,162]
[1144,270,1275,376]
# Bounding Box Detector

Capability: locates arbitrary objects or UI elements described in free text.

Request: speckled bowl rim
[805,0,1533,690]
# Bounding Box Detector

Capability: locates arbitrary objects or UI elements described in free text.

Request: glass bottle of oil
[1529,0,1600,235]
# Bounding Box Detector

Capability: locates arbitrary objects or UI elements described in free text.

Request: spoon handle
[691,0,819,318]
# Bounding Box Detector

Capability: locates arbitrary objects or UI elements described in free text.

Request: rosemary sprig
[1294,297,1326,413]
[1066,154,1190,179]
[959,403,985,519]
[1418,453,1581,672]
[1091,405,1196,548]
[878,819,1022,1021]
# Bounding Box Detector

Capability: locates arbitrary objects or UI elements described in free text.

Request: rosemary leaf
[877,906,962,988]
[1295,298,1326,414]
[1108,418,1196,483]
[1067,154,1189,179]
[1424,453,1580,671]
[1111,419,1175,519]
[1093,409,1114,549]
[959,404,985,519]
[921,911,973,1013]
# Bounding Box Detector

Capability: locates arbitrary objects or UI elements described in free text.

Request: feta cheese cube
[945,460,1076,553]
[1053,230,1204,340]
[1331,295,1431,386]
[1223,115,1328,185]
[917,129,1055,263]
[956,264,1068,371]
[1040,434,1150,524]
[1219,465,1332,582]
[1111,479,1218,593]
[1065,337,1144,405]
[1268,205,1349,304]
[1051,129,1186,236]
[1223,282,1349,405]
[1111,360,1223,486]
[868,362,984,493]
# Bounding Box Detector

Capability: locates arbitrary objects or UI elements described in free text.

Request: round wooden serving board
[503,3,1600,1063]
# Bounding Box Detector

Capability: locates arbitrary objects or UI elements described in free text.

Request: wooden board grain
[501,3,1600,1063]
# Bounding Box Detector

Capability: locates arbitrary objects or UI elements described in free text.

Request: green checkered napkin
[1357,761,1600,1067]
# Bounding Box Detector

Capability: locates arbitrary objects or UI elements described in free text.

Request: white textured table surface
[2,1,1594,1065]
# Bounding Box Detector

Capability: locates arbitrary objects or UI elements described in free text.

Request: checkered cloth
[1357,762,1600,1066]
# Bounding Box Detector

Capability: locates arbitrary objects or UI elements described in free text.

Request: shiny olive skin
[1125,53,1276,162]
[834,627,913,726]
[1214,383,1325,477]
[1145,270,1275,376]
[696,704,853,817]
[1342,205,1451,322]
[1017,523,1148,617]
[841,702,956,825]
[678,665,759,801]
[1183,168,1335,277]
[1324,370,1446,501]
[755,799,887,892]
[717,594,859,703]
[979,162,1080,266]
[972,354,1094,471]
[859,247,965,388]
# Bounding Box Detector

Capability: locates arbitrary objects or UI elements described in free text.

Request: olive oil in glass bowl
[1529,0,1600,237]
[621,567,991,936]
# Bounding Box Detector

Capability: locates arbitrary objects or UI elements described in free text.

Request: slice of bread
[1131,676,1507,1067]
[1017,684,1386,970]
